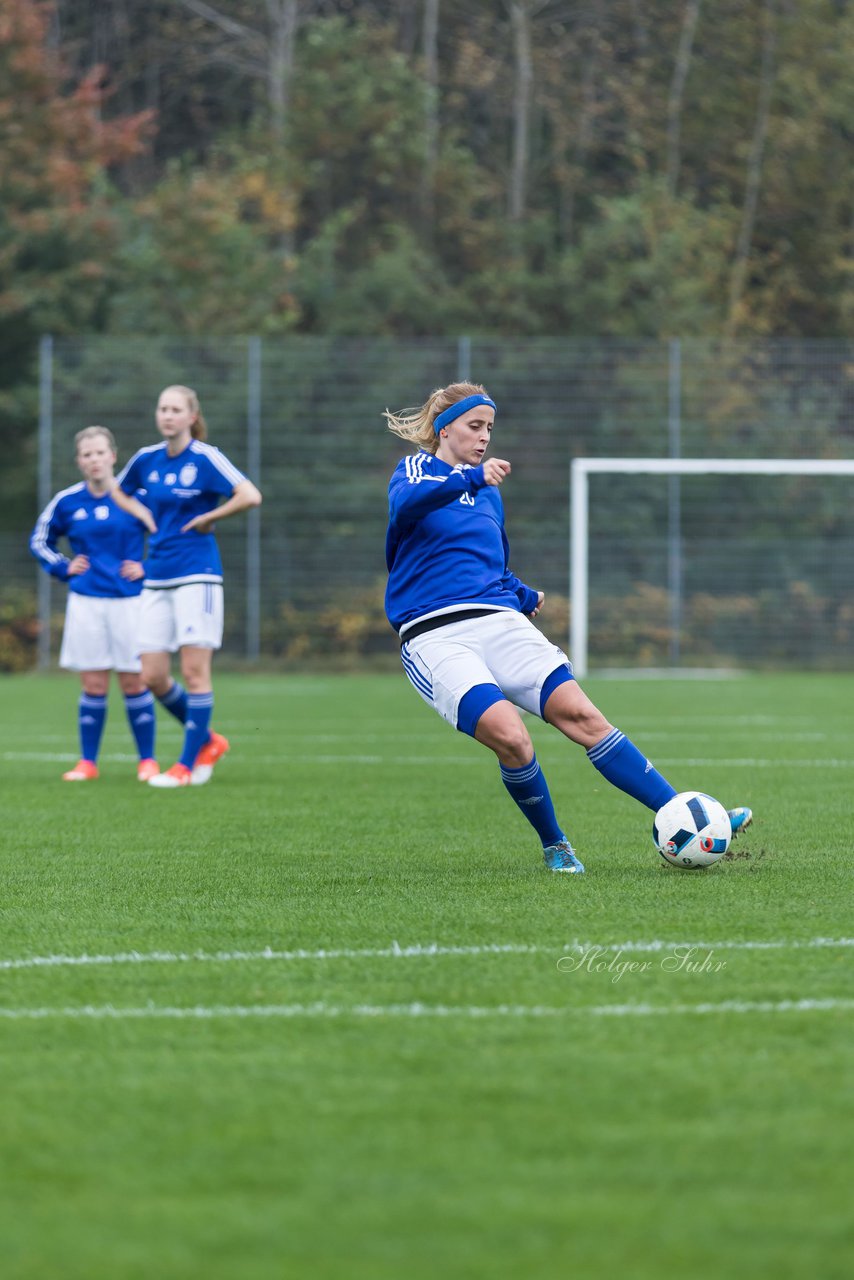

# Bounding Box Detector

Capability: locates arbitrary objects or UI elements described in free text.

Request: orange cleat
[191,731,230,786]
[148,763,192,788]
[62,759,99,782]
[137,758,160,782]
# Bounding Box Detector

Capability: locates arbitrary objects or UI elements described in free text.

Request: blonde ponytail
[384,382,491,455]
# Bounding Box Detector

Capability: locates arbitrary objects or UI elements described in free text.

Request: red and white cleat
[191,731,230,786]
[148,763,192,788]
[137,758,160,782]
[62,759,99,782]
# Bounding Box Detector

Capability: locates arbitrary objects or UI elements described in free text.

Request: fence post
[667,338,683,666]
[457,336,471,382]
[569,459,589,679]
[246,337,262,662]
[37,334,53,671]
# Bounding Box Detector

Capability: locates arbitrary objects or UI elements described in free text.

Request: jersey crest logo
[459,493,476,507]
[179,463,198,487]
[94,505,110,520]
[72,507,88,520]
[165,473,177,486]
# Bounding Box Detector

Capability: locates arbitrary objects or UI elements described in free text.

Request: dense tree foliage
[1,0,852,526]
[0,2,151,338]
[28,0,853,342]
[5,0,850,343]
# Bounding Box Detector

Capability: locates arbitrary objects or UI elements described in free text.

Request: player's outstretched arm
[389,462,486,525]
[482,458,511,486]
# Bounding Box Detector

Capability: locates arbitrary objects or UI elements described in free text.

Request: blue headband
[434,394,497,435]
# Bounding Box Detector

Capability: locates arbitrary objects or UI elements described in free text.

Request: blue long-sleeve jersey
[116,440,247,587]
[30,483,147,598]
[384,450,539,634]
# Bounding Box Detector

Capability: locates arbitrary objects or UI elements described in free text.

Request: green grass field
[0,671,852,1279]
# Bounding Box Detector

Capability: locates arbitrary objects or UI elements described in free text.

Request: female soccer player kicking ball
[112,384,261,787]
[384,382,752,872]
[30,426,158,782]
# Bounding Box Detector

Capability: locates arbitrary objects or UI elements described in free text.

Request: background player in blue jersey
[30,426,158,782]
[112,384,261,787]
[385,381,752,873]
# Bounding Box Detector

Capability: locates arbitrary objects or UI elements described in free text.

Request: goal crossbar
[570,457,854,677]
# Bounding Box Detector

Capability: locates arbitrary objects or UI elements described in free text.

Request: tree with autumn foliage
[0,0,152,516]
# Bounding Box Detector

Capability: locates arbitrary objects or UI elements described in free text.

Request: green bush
[0,588,39,673]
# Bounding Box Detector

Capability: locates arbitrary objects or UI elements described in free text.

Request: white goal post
[569,457,854,678]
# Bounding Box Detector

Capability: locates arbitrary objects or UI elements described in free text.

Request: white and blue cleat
[543,840,585,874]
[728,807,753,838]
[544,813,749,874]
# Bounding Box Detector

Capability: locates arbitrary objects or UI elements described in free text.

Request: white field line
[0,942,538,972]
[3,750,483,766]
[0,997,852,1022]
[4,750,854,768]
[7,726,832,742]
[568,936,854,954]
[4,750,473,765]
[1,936,853,974]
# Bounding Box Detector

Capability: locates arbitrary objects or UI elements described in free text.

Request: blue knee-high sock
[124,690,156,761]
[500,754,565,848]
[157,680,188,725]
[587,728,677,812]
[180,693,213,770]
[78,693,107,764]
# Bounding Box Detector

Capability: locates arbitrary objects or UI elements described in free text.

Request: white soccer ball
[653,791,732,870]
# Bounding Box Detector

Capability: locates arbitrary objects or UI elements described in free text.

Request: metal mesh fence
[10,336,854,672]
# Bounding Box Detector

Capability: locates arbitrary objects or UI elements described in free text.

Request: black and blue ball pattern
[652,791,732,870]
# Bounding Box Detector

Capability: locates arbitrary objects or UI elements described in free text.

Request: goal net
[570,458,854,677]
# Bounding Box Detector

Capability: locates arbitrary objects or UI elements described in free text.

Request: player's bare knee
[492,721,534,766]
[81,673,109,697]
[582,710,612,741]
[552,707,612,748]
[143,671,170,697]
[118,673,145,696]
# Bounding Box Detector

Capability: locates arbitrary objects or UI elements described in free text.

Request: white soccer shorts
[137,582,224,653]
[59,593,143,672]
[400,609,571,729]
